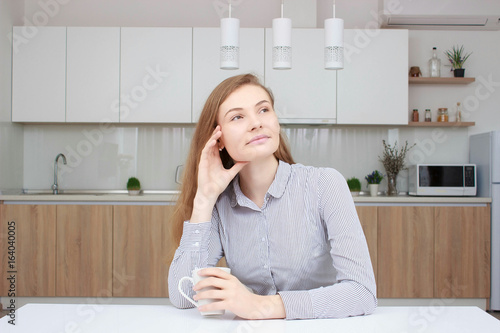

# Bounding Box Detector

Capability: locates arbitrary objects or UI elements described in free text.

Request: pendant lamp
[272,0,292,69]
[324,0,344,70]
[220,1,239,69]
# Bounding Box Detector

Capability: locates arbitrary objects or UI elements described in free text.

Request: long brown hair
[169,74,294,252]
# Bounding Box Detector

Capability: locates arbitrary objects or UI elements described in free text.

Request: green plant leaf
[444,45,472,69]
[127,177,141,190]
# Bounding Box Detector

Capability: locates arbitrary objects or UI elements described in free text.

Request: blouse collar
[229,160,291,208]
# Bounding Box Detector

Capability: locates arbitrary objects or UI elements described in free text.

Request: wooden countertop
[352,195,491,204]
[0,193,180,203]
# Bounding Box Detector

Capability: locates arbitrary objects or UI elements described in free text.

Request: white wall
[21,0,381,29]
[23,125,194,191]
[317,0,381,29]
[21,0,280,28]
[0,0,24,191]
[22,123,471,192]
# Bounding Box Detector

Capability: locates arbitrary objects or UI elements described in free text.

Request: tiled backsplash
[23,124,469,193]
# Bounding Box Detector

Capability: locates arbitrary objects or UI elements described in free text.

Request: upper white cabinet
[11,26,409,125]
[120,28,192,123]
[192,28,265,122]
[337,30,408,125]
[264,29,337,124]
[66,27,120,123]
[12,27,66,122]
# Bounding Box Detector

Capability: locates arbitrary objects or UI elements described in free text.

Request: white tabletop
[1,303,499,332]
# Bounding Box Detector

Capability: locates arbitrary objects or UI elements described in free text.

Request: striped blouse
[168,161,377,319]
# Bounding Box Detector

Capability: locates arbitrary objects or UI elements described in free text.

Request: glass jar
[437,108,448,122]
[425,109,432,122]
[412,109,419,122]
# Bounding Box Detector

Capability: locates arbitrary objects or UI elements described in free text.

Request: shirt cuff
[278,290,315,320]
[178,221,211,251]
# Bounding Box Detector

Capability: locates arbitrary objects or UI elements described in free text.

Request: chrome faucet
[52,153,67,194]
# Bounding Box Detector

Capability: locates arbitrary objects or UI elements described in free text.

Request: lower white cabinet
[66,27,120,123]
[120,28,192,123]
[192,28,265,123]
[12,27,66,122]
[337,29,408,125]
[264,28,337,124]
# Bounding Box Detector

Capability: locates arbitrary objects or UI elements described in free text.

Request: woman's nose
[249,114,263,131]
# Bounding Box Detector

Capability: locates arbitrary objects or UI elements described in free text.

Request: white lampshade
[324,17,344,70]
[220,17,240,69]
[272,17,292,69]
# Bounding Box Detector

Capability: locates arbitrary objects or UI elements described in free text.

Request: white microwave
[408,164,477,196]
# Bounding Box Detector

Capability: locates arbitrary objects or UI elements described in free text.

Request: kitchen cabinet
[337,30,408,125]
[1,202,489,300]
[113,205,175,297]
[120,28,192,123]
[0,205,56,296]
[434,206,490,298]
[356,206,377,279]
[377,206,434,298]
[56,205,113,297]
[66,27,120,123]
[377,205,490,299]
[12,27,66,122]
[192,28,265,122]
[11,26,408,125]
[264,28,337,124]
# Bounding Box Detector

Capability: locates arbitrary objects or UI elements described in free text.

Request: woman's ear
[217,138,224,152]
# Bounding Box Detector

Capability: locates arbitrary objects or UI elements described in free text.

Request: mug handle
[178,276,199,307]
[175,165,183,185]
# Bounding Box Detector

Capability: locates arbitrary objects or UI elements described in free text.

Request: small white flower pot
[368,184,379,197]
[128,190,141,196]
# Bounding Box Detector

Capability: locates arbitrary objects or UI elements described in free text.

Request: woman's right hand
[190,126,247,223]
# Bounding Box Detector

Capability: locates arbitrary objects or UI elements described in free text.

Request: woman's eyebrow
[224,107,243,118]
[224,100,270,117]
[255,100,269,107]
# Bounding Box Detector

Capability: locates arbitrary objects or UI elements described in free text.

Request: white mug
[177,267,231,316]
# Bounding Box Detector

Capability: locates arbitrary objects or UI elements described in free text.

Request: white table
[1,303,499,332]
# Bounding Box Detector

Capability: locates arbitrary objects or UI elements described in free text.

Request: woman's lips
[247,134,269,145]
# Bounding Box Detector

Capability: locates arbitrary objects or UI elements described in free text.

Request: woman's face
[217,84,280,163]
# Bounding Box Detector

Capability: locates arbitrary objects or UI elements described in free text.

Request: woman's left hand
[192,268,285,320]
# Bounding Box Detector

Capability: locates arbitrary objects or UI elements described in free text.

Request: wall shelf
[408,121,475,127]
[409,77,475,84]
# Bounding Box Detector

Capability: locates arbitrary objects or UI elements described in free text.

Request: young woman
[168,74,376,320]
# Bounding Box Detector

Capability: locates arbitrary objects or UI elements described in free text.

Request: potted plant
[365,170,384,197]
[444,45,472,78]
[127,177,141,195]
[379,140,415,196]
[346,177,361,196]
